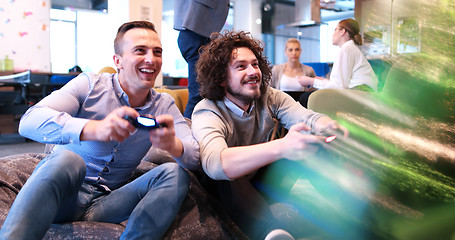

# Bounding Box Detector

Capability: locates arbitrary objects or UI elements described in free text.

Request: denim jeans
[0,149,190,240]
[177,29,210,119]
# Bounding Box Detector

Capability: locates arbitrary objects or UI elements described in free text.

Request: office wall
[232,0,262,40]
[0,0,162,85]
[356,0,423,58]
[0,0,51,72]
[128,0,163,86]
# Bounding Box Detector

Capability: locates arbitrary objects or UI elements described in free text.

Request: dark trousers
[203,156,371,240]
[201,160,310,239]
[298,90,316,108]
[212,176,283,239]
[177,30,210,119]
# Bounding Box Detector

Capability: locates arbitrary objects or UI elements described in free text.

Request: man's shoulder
[193,98,220,114]
[258,87,298,112]
[192,99,230,130]
[150,88,180,106]
[262,87,287,100]
[68,72,107,87]
[84,72,112,83]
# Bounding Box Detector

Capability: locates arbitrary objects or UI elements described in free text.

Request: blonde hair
[285,38,301,49]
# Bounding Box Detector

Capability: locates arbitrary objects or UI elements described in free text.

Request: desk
[0,71,78,114]
[0,71,30,114]
[0,72,77,141]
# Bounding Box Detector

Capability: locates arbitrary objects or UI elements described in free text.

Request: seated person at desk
[0,20,199,239]
[192,30,347,240]
[271,38,316,102]
[298,18,378,107]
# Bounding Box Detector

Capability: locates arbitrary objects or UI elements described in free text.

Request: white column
[108,0,163,86]
[232,0,263,41]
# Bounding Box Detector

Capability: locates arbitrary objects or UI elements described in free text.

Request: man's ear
[113,54,123,70]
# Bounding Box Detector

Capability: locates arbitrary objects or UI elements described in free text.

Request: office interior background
[1,0,408,86]
[0,1,454,238]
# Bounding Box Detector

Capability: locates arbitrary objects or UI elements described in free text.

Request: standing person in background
[174,0,230,119]
[271,38,317,104]
[298,18,378,106]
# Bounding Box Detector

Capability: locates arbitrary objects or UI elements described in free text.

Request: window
[319,20,340,63]
[50,8,112,74]
[50,9,77,73]
[50,0,234,80]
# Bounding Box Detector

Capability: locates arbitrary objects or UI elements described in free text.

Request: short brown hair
[196,30,271,101]
[114,21,157,55]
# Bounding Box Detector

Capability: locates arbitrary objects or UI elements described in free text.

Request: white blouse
[279,74,306,91]
[313,40,378,91]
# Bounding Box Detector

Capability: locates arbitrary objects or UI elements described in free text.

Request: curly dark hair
[196,30,272,101]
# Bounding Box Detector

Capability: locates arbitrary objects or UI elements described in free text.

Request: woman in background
[271,38,316,103]
[298,18,378,106]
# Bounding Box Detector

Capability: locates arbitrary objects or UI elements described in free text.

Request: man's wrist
[168,137,184,158]
[80,120,98,141]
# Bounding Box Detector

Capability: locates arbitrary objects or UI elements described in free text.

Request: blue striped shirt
[19,72,199,190]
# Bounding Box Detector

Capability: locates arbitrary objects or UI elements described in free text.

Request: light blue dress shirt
[19,72,199,190]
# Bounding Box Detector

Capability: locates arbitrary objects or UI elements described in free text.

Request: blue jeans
[0,149,190,240]
[177,29,210,119]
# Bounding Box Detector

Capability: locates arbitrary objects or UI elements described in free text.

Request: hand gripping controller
[124,116,163,130]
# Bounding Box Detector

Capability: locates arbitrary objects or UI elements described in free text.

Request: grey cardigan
[174,0,230,38]
[192,87,324,180]
[271,63,316,90]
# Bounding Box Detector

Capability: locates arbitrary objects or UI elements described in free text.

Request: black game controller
[319,128,344,143]
[124,116,163,130]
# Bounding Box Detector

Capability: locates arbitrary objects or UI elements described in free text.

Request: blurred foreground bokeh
[259,1,455,239]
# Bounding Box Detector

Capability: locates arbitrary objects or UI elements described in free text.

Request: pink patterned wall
[0,0,50,72]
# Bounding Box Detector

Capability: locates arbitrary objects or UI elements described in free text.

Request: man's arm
[148,114,183,158]
[220,116,347,180]
[193,93,347,180]
[220,122,325,179]
[312,115,349,137]
[80,106,138,142]
[19,74,92,144]
[192,108,325,180]
[152,97,200,171]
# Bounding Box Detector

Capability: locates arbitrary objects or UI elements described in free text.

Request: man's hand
[80,106,138,142]
[149,114,184,158]
[278,122,326,161]
[316,119,349,138]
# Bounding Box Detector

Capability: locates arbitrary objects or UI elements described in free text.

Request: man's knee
[38,149,86,182]
[158,163,190,188]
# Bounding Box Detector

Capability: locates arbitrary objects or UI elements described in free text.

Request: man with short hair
[191,30,347,240]
[0,21,199,240]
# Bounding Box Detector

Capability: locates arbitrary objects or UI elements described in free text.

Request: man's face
[114,28,162,92]
[225,47,262,109]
